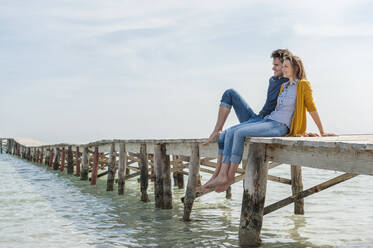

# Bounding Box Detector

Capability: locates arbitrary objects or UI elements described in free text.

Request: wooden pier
[1,135,373,247]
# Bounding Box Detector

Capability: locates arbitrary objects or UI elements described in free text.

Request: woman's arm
[309,111,336,136]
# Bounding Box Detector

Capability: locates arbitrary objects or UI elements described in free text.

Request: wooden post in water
[107,143,116,191]
[139,144,149,202]
[291,165,304,215]
[118,143,127,195]
[49,148,54,168]
[75,147,81,177]
[154,144,172,209]
[226,186,232,199]
[183,143,200,221]
[91,147,99,185]
[67,146,74,174]
[53,148,60,170]
[27,148,31,161]
[80,147,89,180]
[0,138,2,154]
[60,147,66,172]
[239,143,268,247]
[40,148,44,164]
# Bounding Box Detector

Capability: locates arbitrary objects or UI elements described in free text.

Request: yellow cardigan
[278,79,317,137]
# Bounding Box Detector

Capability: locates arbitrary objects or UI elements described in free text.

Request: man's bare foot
[207,175,228,189]
[196,186,211,193]
[215,179,234,193]
[202,130,221,146]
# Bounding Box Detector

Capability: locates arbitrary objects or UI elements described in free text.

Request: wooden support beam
[49,149,54,168]
[53,148,60,170]
[91,147,99,185]
[226,186,232,199]
[239,143,267,247]
[106,143,116,191]
[154,144,164,208]
[139,144,149,202]
[183,143,200,221]
[268,175,291,185]
[60,148,66,172]
[40,148,44,164]
[0,138,2,154]
[80,147,89,180]
[291,165,304,214]
[75,147,81,177]
[118,143,127,195]
[264,173,358,216]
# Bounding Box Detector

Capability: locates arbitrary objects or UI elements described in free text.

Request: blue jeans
[218,89,289,164]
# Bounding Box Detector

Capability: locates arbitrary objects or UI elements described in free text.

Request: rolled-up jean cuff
[230,154,242,165]
[218,149,223,155]
[222,155,230,164]
[220,102,232,109]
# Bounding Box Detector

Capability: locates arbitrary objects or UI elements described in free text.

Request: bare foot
[196,186,210,193]
[215,179,234,193]
[202,130,221,146]
[207,175,228,189]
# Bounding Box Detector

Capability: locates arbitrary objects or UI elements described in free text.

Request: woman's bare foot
[202,130,221,146]
[215,178,234,193]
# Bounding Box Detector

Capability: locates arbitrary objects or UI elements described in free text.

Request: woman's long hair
[284,55,306,80]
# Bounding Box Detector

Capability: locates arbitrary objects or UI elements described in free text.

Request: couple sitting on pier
[197,49,335,193]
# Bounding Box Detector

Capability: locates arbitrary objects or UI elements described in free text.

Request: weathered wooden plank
[266,144,373,175]
[183,143,200,221]
[139,144,149,202]
[291,165,304,214]
[106,143,116,191]
[264,173,358,215]
[239,143,267,247]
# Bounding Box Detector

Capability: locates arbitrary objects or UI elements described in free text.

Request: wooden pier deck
[1,135,372,247]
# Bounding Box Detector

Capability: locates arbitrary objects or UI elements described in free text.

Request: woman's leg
[215,120,289,192]
[203,89,259,146]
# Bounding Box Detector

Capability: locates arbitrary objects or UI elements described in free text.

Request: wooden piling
[226,186,232,199]
[40,148,44,164]
[53,148,60,170]
[91,147,99,185]
[139,144,149,202]
[183,143,200,221]
[239,143,268,247]
[49,148,54,168]
[154,144,171,208]
[118,143,127,195]
[80,147,89,180]
[291,165,304,215]
[75,147,81,177]
[60,148,66,172]
[67,146,74,174]
[106,143,116,191]
[0,138,2,154]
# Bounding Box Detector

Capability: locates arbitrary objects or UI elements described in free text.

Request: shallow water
[1,154,373,248]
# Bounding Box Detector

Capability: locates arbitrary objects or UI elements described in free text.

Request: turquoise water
[1,153,373,248]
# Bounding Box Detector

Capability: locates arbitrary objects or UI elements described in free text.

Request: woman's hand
[321,132,337,137]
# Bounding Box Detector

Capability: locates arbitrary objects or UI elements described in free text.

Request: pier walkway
[1,135,372,247]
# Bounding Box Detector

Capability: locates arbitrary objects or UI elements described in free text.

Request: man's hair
[284,55,307,80]
[271,49,292,63]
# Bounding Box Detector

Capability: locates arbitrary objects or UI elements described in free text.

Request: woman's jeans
[218,89,289,164]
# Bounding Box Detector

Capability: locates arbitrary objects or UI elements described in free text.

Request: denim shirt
[259,76,289,118]
[265,79,298,128]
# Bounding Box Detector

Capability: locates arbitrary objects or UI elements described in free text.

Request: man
[202,49,292,146]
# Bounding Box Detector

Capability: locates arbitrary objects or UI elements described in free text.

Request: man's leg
[203,89,258,146]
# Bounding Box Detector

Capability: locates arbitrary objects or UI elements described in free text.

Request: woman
[198,55,335,193]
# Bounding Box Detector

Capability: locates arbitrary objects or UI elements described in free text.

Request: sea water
[1,154,373,248]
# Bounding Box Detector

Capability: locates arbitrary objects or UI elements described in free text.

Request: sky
[1,0,373,144]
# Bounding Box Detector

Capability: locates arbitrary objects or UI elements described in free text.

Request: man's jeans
[218,89,289,164]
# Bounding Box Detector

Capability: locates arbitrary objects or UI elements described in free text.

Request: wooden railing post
[118,143,127,195]
[291,165,304,215]
[139,144,149,202]
[107,143,116,191]
[183,143,200,221]
[80,147,89,180]
[90,146,99,185]
[239,143,268,247]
